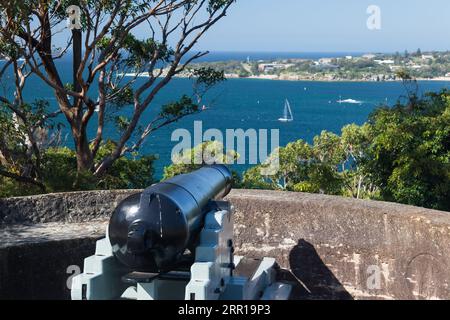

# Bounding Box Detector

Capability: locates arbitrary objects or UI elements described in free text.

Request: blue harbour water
[138,78,449,176]
[1,52,449,177]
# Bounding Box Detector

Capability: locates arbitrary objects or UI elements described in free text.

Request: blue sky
[55,0,450,53]
[194,0,450,52]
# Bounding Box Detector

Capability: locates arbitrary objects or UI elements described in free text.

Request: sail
[286,99,293,121]
[279,99,293,122]
[283,102,288,119]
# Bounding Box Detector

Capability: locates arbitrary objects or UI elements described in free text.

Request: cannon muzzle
[108,165,232,272]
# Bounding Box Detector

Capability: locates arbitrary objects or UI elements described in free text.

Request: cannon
[71,165,291,300]
[109,164,233,272]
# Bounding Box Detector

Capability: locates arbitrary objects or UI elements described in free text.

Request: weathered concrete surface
[0,220,108,249]
[0,190,138,225]
[229,190,450,300]
[1,189,449,300]
[0,220,109,299]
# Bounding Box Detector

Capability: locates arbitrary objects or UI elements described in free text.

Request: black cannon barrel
[108,165,232,272]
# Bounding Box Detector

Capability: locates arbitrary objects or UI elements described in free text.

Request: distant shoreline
[188,50,450,84]
[222,74,450,83]
[180,73,450,83]
[118,72,450,83]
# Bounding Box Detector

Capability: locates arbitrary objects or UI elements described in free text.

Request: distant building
[362,54,377,59]
[421,55,434,60]
[374,59,395,65]
[345,56,353,60]
[313,62,339,70]
[318,58,334,65]
[258,63,294,73]
[389,65,402,71]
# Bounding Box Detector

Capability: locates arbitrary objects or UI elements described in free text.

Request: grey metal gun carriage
[71,165,291,300]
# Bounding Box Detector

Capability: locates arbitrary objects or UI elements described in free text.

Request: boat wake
[337,98,363,104]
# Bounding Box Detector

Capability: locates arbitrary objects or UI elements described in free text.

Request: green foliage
[238,69,251,78]
[240,89,450,211]
[45,1,155,27]
[188,51,450,81]
[0,176,41,198]
[313,131,346,165]
[0,39,20,59]
[207,0,235,12]
[241,166,276,190]
[0,142,156,197]
[41,147,86,192]
[94,140,156,190]
[0,109,27,154]
[123,35,174,66]
[114,115,131,131]
[241,136,347,195]
[1,0,234,191]
[189,67,226,102]
[191,67,226,88]
[163,141,239,185]
[362,90,450,210]
[160,95,199,119]
[0,99,58,186]
[108,86,134,108]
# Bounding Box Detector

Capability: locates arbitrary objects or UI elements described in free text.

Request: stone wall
[1,189,449,300]
[0,190,138,225]
[230,190,450,300]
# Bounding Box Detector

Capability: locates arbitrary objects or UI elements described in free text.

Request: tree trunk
[72,126,94,172]
[94,156,114,178]
[356,175,363,199]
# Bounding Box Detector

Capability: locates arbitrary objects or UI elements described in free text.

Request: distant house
[313,62,339,70]
[409,65,422,69]
[421,55,434,60]
[318,58,334,65]
[445,72,450,77]
[374,59,395,65]
[345,56,353,60]
[258,63,294,73]
[389,65,402,71]
[362,54,376,59]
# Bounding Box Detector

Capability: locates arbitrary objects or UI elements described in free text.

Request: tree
[241,133,348,195]
[240,87,450,211]
[416,48,422,57]
[362,89,450,210]
[163,140,240,184]
[394,51,401,64]
[0,62,62,192]
[0,0,234,185]
[0,141,157,198]
[340,123,377,199]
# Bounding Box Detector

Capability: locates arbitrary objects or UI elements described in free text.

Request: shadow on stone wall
[284,240,353,300]
[0,239,98,300]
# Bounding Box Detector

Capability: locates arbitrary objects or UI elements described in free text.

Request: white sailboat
[278,99,294,122]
